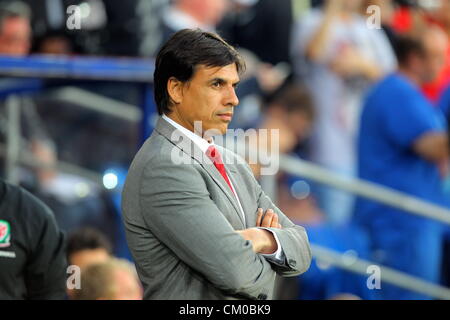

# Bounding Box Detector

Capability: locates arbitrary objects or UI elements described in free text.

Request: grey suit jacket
[121,117,311,300]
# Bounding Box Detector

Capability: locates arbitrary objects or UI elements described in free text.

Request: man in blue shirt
[438,85,450,116]
[354,29,449,300]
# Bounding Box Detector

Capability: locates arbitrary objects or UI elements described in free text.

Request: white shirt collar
[162,114,214,153]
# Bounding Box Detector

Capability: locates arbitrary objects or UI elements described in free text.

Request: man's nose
[225,87,239,107]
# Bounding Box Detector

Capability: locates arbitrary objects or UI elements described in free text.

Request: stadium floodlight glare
[290,180,311,200]
[103,172,118,190]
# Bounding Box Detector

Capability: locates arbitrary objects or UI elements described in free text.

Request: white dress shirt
[162,115,285,263]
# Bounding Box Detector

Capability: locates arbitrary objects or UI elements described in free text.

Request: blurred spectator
[136,0,169,57]
[151,0,229,56]
[291,0,396,225]
[0,1,59,194]
[66,227,112,269]
[0,0,31,55]
[242,81,315,178]
[0,178,67,299]
[33,31,73,55]
[0,1,59,185]
[66,227,112,299]
[218,0,295,131]
[6,0,110,55]
[101,0,141,56]
[391,0,429,34]
[227,50,291,131]
[262,82,315,152]
[15,0,82,38]
[72,258,142,300]
[0,1,118,243]
[218,0,294,66]
[361,0,399,48]
[421,0,450,102]
[354,30,449,299]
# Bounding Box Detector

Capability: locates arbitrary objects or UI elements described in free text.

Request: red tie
[206,146,235,195]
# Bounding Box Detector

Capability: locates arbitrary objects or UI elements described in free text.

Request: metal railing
[1,90,139,185]
[279,155,450,226]
[273,155,450,299]
[311,245,450,299]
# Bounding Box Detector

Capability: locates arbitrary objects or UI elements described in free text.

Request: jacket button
[258,294,267,300]
[289,259,297,267]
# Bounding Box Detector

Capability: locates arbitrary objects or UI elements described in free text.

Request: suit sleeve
[238,157,312,277]
[255,183,312,277]
[138,157,276,300]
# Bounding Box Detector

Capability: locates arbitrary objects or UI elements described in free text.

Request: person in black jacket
[0,179,67,299]
[218,0,294,66]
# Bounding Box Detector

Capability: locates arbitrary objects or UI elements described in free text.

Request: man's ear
[167,77,184,105]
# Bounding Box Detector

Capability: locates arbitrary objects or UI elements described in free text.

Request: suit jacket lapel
[154,117,245,225]
[201,163,245,226]
[222,155,251,228]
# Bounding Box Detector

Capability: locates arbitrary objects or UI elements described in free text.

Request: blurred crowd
[1,0,450,300]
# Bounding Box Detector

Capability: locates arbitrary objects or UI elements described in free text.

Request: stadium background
[1,0,450,300]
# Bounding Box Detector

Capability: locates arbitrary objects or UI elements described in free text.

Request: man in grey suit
[122,28,311,300]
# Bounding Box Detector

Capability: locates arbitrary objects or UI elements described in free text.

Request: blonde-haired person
[72,258,143,300]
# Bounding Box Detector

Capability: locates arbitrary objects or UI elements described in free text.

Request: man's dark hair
[66,227,112,261]
[265,81,315,121]
[154,28,246,115]
[393,35,426,67]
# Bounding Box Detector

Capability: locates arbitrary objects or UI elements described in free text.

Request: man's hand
[256,208,282,229]
[236,228,278,254]
[236,209,281,254]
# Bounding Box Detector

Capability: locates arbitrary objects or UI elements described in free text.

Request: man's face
[170,63,240,137]
[0,17,31,56]
[421,30,449,83]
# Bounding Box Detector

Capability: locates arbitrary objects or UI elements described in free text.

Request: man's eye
[212,82,221,88]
